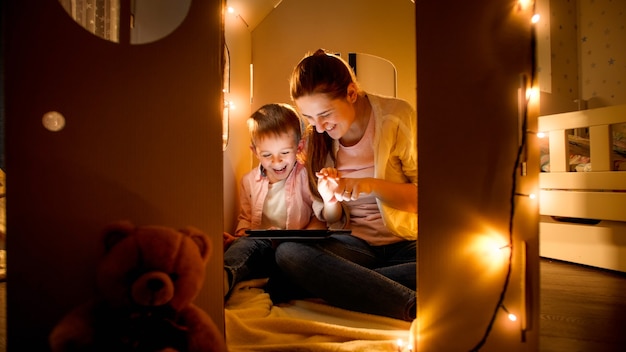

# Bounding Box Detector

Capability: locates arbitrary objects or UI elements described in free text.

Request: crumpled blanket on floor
[225,278,414,352]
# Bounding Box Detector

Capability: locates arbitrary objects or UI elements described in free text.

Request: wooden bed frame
[539,104,626,273]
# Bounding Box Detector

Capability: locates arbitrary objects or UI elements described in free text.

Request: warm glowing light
[225,100,236,110]
[469,232,510,271]
[227,6,235,14]
[525,86,539,100]
[531,14,540,23]
[529,193,536,200]
[396,338,406,352]
[518,0,532,10]
[537,131,545,138]
[501,305,518,322]
[408,319,417,352]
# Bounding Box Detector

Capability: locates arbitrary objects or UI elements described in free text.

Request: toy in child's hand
[49,221,227,352]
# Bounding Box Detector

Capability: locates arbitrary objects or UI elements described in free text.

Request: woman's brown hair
[290,49,360,198]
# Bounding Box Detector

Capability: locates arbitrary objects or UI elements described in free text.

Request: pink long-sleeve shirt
[235,161,317,234]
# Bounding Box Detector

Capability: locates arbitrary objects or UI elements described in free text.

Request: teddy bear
[49,221,228,352]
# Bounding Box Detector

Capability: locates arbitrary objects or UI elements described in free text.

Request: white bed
[539,104,626,273]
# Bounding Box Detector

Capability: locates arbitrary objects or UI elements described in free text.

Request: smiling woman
[222,0,416,249]
[221,0,419,350]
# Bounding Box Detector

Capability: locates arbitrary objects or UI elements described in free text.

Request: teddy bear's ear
[102,221,135,252]
[181,226,212,263]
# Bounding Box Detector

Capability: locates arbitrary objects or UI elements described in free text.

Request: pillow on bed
[539,131,626,172]
[539,134,590,172]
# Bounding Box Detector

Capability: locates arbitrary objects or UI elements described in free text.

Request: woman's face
[251,131,303,184]
[295,87,357,140]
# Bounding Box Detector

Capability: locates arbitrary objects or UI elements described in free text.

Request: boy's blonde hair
[247,103,303,146]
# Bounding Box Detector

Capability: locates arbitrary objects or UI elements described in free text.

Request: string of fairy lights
[468,1,539,350]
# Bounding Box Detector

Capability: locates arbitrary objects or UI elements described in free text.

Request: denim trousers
[223,237,275,294]
[274,234,416,321]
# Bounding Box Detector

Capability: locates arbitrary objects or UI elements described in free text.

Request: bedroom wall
[540,0,626,114]
[3,0,225,349]
[249,0,416,111]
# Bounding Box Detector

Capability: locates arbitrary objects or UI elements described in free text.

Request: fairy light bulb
[491,242,509,261]
[525,86,539,100]
[501,305,518,322]
[396,338,404,352]
[531,14,540,24]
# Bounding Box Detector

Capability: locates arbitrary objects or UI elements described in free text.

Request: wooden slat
[539,190,626,222]
[539,171,626,191]
[540,218,626,272]
[548,130,568,172]
[589,124,612,171]
[538,104,626,132]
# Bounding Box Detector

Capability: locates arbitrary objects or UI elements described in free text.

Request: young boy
[223,103,324,297]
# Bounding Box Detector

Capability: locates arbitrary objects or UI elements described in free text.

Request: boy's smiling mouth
[273,165,288,173]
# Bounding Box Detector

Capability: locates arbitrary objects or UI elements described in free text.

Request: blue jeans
[274,234,416,321]
[223,237,275,295]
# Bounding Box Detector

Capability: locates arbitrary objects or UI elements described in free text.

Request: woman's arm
[339,177,417,213]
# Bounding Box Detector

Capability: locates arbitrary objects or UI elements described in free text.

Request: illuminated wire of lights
[468,1,537,350]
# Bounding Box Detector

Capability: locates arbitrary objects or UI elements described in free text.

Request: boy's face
[251,130,303,184]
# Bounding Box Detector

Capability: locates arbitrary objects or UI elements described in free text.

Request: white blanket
[225,278,414,352]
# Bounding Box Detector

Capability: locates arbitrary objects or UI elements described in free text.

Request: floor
[539,258,626,351]
[0,259,625,351]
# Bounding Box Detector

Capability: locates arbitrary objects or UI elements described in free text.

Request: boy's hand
[316,167,340,203]
[223,232,237,251]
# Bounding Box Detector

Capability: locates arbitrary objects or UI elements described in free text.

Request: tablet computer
[244,229,351,240]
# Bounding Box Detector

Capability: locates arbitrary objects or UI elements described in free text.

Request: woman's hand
[316,168,372,203]
[342,177,417,213]
[332,177,373,202]
[314,168,416,222]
